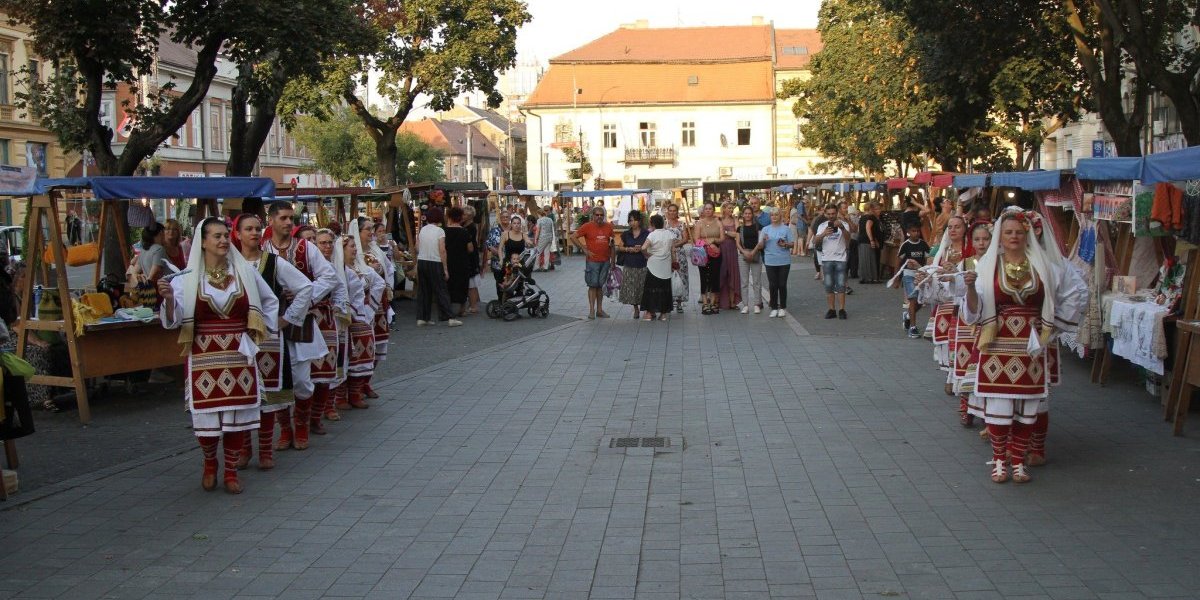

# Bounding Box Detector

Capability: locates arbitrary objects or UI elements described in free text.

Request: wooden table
[75,319,185,378]
[1166,319,1200,435]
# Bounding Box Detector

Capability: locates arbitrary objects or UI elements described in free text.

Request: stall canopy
[1075,157,1144,181]
[560,189,651,198]
[912,172,933,185]
[774,185,795,193]
[990,170,1061,191]
[954,174,988,188]
[37,176,275,199]
[885,178,910,190]
[854,182,883,192]
[931,174,956,188]
[1142,146,1200,185]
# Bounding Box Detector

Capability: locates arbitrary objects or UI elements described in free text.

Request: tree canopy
[293,106,443,186]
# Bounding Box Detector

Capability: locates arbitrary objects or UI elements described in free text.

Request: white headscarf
[974,207,1060,350]
[930,214,969,269]
[175,218,268,354]
[348,218,370,273]
[320,229,347,291]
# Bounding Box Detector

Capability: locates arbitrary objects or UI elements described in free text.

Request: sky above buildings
[516,0,823,63]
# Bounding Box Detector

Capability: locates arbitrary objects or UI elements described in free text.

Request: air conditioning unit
[623,174,636,183]
[765,166,778,175]
[718,166,733,178]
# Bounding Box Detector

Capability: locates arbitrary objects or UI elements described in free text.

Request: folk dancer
[262,202,339,451]
[230,213,314,469]
[927,215,972,375]
[949,221,993,426]
[311,228,353,427]
[962,208,1086,484]
[337,226,382,411]
[159,218,278,494]
[356,217,393,402]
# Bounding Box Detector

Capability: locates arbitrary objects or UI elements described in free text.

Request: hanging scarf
[974,208,1060,351]
[175,219,268,355]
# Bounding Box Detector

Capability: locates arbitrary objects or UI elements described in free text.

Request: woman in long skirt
[159,218,279,494]
[640,215,675,320]
[616,210,649,318]
[664,203,690,313]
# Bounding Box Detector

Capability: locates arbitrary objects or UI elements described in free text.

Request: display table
[1101,291,1170,375]
[75,318,184,378]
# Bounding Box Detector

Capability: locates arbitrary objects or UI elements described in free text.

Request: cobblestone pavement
[3,256,1200,599]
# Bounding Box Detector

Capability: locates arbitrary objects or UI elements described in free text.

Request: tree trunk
[375,127,398,187]
[1065,0,1147,157]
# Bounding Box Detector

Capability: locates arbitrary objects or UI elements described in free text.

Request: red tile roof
[399,119,500,159]
[552,25,774,64]
[775,29,823,70]
[523,62,776,108]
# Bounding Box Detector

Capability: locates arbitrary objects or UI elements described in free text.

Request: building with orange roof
[521,18,842,194]
[399,118,502,187]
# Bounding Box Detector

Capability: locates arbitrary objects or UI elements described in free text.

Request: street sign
[1092,140,1105,158]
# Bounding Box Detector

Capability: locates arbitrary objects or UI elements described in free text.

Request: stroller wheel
[503,308,519,321]
[486,300,502,318]
[536,303,550,318]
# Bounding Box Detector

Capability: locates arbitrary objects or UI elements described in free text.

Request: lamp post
[462,116,486,184]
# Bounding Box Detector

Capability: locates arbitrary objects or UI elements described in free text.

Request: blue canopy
[774,185,795,193]
[854,182,883,192]
[35,176,275,199]
[831,183,854,193]
[1075,157,1144,181]
[560,188,651,198]
[954,174,988,188]
[990,170,1061,191]
[1142,146,1200,185]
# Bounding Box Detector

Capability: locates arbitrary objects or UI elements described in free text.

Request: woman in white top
[415,206,461,327]
[158,218,279,494]
[639,214,675,321]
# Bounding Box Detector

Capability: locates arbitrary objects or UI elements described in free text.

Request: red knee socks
[310,385,328,427]
[223,431,247,493]
[334,382,351,411]
[1008,422,1032,467]
[257,411,276,469]
[275,407,294,450]
[198,436,219,490]
[1029,412,1048,459]
[987,424,1010,463]
[348,376,369,409]
[294,397,311,450]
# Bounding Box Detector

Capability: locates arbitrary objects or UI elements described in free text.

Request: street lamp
[461,116,486,184]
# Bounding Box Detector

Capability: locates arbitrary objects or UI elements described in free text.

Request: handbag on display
[42,242,99,267]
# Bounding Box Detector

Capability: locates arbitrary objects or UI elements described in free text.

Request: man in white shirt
[815,204,852,320]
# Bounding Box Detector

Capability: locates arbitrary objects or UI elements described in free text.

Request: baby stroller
[486,248,550,321]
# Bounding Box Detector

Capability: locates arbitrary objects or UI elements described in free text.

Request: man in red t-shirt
[574,207,615,319]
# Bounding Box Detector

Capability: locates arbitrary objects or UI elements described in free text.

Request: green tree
[337,0,531,186]
[779,0,942,175]
[395,131,445,183]
[224,0,372,178]
[293,106,377,185]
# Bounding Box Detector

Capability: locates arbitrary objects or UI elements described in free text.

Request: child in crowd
[897,224,931,338]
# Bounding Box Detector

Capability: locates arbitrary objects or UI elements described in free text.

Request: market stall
[17,176,276,425]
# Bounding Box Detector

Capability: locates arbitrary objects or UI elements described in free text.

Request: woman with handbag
[158,218,279,494]
[664,203,691,313]
[615,210,649,319]
[692,202,723,314]
[640,214,675,321]
[736,206,764,314]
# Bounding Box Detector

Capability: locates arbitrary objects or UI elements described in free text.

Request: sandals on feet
[989,460,1009,484]
[1011,463,1031,483]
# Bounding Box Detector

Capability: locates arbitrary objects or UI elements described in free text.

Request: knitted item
[1029,412,1049,459]
[987,424,1009,463]
[310,385,329,428]
[257,411,275,469]
[1008,422,1032,466]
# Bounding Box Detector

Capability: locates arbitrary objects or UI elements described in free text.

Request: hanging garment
[1151,183,1184,232]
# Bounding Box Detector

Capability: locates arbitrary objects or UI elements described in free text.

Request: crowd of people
[154,202,399,494]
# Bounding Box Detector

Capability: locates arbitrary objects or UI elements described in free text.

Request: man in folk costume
[962,208,1086,484]
[338,224,382,411]
[357,217,394,401]
[262,201,338,450]
[230,213,314,469]
[159,218,279,494]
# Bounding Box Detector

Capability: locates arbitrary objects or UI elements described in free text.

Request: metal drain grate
[609,436,671,449]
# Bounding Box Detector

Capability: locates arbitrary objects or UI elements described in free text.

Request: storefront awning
[854,182,883,192]
[931,174,956,188]
[1075,157,1143,181]
[912,172,933,185]
[990,170,1061,191]
[1142,146,1200,185]
[885,178,910,190]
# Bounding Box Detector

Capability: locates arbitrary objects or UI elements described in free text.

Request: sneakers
[824,309,837,319]
[447,319,463,327]
[769,309,779,318]
[740,306,750,314]
[838,309,847,320]
[752,306,761,314]
[416,320,430,326]
[908,326,920,338]
[777,309,787,318]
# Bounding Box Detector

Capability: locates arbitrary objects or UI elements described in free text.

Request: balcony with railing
[624,146,675,165]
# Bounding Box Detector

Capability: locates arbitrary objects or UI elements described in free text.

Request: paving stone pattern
[3,256,1200,599]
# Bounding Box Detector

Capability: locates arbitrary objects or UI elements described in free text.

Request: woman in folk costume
[158,218,279,494]
[343,220,386,409]
[358,217,393,399]
[229,214,314,469]
[949,221,993,427]
[310,228,352,428]
[962,208,1086,484]
[927,215,972,372]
